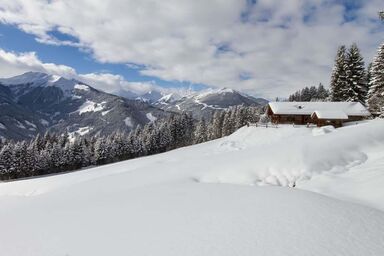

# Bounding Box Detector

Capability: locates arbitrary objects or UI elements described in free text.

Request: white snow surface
[269,101,370,116]
[195,87,235,100]
[313,110,349,119]
[101,109,112,116]
[68,126,93,142]
[0,72,89,97]
[74,83,90,91]
[157,93,181,104]
[0,123,6,130]
[15,120,26,129]
[25,120,37,128]
[124,116,134,127]
[146,112,157,122]
[78,100,105,114]
[40,119,49,126]
[0,71,51,86]
[1,120,384,255]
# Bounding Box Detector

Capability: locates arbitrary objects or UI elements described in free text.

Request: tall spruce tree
[367,42,384,116]
[345,43,368,104]
[330,45,348,101]
[367,62,373,88]
[316,83,329,100]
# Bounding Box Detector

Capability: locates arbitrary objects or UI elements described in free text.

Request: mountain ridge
[0,72,170,140]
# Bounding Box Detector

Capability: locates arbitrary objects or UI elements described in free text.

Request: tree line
[288,83,329,102]
[0,106,262,180]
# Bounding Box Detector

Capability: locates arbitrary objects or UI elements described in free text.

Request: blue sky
[0,0,382,98]
[0,23,207,91]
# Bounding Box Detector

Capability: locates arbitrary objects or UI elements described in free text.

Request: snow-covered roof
[268,102,370,117]
[311,110,348,120]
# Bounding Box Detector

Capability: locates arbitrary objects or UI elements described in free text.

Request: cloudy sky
[0,0,383,98]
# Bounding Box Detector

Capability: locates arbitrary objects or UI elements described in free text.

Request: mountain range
[0,72,169,140]
[0,72,267,140]
[149,88,267,119]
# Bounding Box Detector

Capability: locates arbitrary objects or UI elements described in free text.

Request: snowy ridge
[0,71,52,86]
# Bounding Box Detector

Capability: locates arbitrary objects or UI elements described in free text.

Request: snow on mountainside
[1,120,384,256]
[0,71,80,97]
[0,72,170,140]
[152,88,268,119]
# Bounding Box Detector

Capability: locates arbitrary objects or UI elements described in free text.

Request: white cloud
[0,48,169,96]
[0,0,383,98]
[0,49,76,78]
[78,72,165,95]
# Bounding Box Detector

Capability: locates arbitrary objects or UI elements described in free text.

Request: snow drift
[1,120,384,255]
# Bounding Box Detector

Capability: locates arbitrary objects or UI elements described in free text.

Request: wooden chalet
[266,102,370,127]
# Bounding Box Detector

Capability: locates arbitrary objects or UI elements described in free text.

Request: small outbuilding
[266,102,370,127]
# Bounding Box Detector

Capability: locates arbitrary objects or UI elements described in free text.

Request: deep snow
[1,120,384,255]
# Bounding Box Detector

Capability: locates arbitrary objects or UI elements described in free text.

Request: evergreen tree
[0,144,13,180]
[308,86,317,101]
[330,45,348,101]
[194,118,208,144]
[345,43,368,104]
[221,110,234,136]
[367,63,373,87]
[316,83,329,101]
[94,137,109,165]
[368,42,384,116]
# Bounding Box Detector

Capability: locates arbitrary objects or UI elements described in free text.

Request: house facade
[266,102,370,127]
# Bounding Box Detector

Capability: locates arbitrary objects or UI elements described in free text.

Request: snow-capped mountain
[135,90,164,103]
[152,88,268,119]
[0,72,170,140]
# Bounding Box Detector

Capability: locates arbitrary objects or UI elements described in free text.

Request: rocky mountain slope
[0,72,169,140]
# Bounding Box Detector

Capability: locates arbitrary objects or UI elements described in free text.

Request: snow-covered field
[1,120,384,255]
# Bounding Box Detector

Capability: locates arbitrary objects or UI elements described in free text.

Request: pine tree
[316,83,329,101]
[301,87,311,101]
[221,110,233,136]
[0,144,13,180]
[345,43,368,104]
[308,86,317,101]
[367,42,384,116]
[235,106,247,129]
[330,45,348,101]
[194,118,208,144]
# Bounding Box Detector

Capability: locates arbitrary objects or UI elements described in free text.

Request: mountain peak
[0,71,52,86]
[0,71,94,101]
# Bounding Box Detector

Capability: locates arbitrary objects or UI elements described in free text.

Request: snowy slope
[0,120,384,255]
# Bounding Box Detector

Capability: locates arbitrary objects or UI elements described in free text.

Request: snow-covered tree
[194,118,208,144]
[345,43,368,104]
[94,137,110,165]
[330,45,348,101]
[316,83,329,101]
[288,84,329,102]
[367,42,384,116]
[0,144,13,180]
[221,110,234,136]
